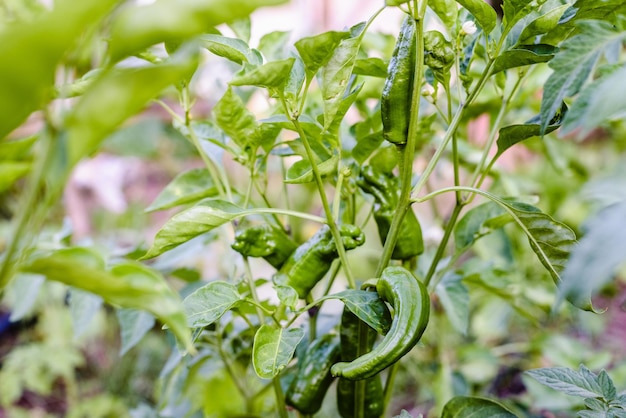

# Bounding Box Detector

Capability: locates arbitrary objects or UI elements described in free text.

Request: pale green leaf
[276,285,299,310]
[352,57,388,78]
[435,273,469,335]
[7,273,44,322]
[429,0,459,30]
[201,34,262,65]
[116,308,155,356]
[69,288,103,339]
[491,44,558,75]
[252,325,304,379]
[328,290,392,335]
[454,0,497,34]
[285,152,339,184]
[441,396,518,417]
[108,0,288,61]
[0,136,36,161]
[214,87,258,152]
[526,366,603,399]
[0,162,31,193]
[229,58,295,90]
[352,130,384,164]
[258,31,291,61]
[183,281,243,327]
[294,30,350,79]
[146,168,218,212]
[143,199,245,259]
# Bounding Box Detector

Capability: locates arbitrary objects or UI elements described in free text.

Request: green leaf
[544,0,626,44]
[7,274,45,322]
[435,273,469,335]
[441,396,518,417]
[252,325,304,379]
[230,58,295,90]
[562,64,626,137]
[352,130,384,164]
[68,289,103,339]
[146,168,218,212]
[294,30,350,79]
[21,248,194,353]
[284,152,339,184]
[540,21,626,134]
[143,199,245,259]
[0,0,118,139]
[108,0,288,61]
[276,285,299,310]
[321,35,362,130]
[352,57,388,78]
[0,136,36,161]
[201,34,262,65]
[518,4,570,44]
[557,200,626,312]
[214,87,258,153]
[491,44,558,75]
[454,201,511,251]
[502,0,535,31]
[526,365,603,399]
[496,101,567,158]
[454,0,497,34]
[66,46,199,167]
[0,162,31,193]
[116,309,155,356]
[429,0,459,30]
[328,290,392,335]
[183,281,243,328]
[258,31,291,61]
[598,370,617,401]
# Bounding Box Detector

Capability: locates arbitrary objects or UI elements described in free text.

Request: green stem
[243,257,267,323]
[423,203,464,287]
[273,375,289,418]
[382,362,400,417]
[216,328,251,407]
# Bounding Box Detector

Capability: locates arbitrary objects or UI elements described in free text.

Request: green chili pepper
[273,224,365,299]
[358,165,423,260]
[424,30,454,85]
[231,224,298,269]
[381,15,416,145]
[336,308,384,418]
[286,334,341,414]
[331,266,430,380]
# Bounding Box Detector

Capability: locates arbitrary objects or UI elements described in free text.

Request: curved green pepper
[286,334,340,414]
[336,308,384,418]
[331,266,430,380]
[273,224,365,298]
[381,15,416,145]
[358,165,423,260]
[231,224,297,269]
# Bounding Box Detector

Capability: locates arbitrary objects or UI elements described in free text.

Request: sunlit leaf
[201,34,262,65]
[0,136,37,161]
[252,325,304,379]
[294,30,350,79]
[214,87,258,153]
[147,168,218,212]
[429,0,459,30]
[454,0,497,34]
[183,281,243,327]
[0,162,31,193]
[491,44,558,75]
[352,57,388,78]
[518,4,569,44]
[230,58,295,90]
[441,396,518,417]
[285,152,339,184]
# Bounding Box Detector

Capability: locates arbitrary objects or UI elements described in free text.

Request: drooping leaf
[214,87,258,152]
[116,309,155,356]
[252,325,304,379]
[0,0,118,139]
[352,130,384,164]
[284,152,339,184]
[526,365,604,399]
[183,281,244,328]
[557,200,626,312]
[454,201,511,251]
[454,0,497,34]
[229,58,295,90]
[328,290,392,335]
[66,45,199,167]
[108,0,288,61]
[441,396,518,417]
[518,4,570,44]
[435,273,469,335]
[146,168,218,212]
[201,34,262,65]
[562,64,626,137]
[352,57,388,78]
[294,30,351,79]
[491,44,558,75]
[143,199,245,259]
[21,248,194,352]
[429,0,459,30]
[68,289,103,339]
[540,20,626,134]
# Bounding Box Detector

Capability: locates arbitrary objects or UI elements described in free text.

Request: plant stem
[243,257,266,323]
[273,375,289,418]
[382,362,400,417]
[423,203,463,287]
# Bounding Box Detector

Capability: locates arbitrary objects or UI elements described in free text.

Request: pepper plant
[2,0,626,416]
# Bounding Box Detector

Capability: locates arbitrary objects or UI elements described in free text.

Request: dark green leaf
[294,30,350,79]
[183,281,243,327]
[435,273,469,335]
[454,201,511,251]
[328,290,392,335]
[557,200,626,312]
[518,4,569,44]
[454,0,497,34]
[526,366,603,399]
[285,152,339,184]
[201,34,262,65]
[252,325,304,379]
[146,168,218,212]
[230,58,295,90]
[143,199,245,259]
[491,44,558,75]
[441,396,518,417]
[352,57,388,78]
[108,0,288,61]
[214,87,258,152]
[0,0,118,139]
[116,309,155,356]
[540,21,626,134]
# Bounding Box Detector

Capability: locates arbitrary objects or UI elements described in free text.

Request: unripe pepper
[273,224,365,298]
[336,308,384,418]
[331,266,430,380]
[381,15,416,145]
[231,224,298,269]
[357,165,423,260]
[424,30,454,85]
[286,334,341,414]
